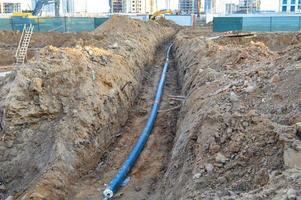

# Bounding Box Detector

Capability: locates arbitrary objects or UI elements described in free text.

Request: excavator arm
[150,9,173,20]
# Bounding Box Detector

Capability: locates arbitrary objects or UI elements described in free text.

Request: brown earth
[0,16,176,200]
[1,17,301,200]
[68,43,180,200]
[158,29,301,200]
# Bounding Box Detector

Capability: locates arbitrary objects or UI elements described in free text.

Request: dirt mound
[215,33,301,52]
[158,30,301,200]
[0,16,175,200]
[156,17,181,29]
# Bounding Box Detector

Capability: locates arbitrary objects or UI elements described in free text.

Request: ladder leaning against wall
[15,24,34,65]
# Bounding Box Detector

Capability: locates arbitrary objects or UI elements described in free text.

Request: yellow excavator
[150,9,173,20]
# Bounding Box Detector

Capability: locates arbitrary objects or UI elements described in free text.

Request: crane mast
[32,0,60,16]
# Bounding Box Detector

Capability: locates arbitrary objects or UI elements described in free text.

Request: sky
[261,0,279,11]
[22,0,280,13]
[97,0,279,12]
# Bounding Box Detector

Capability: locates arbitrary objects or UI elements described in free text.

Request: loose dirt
[158,29,301,200]
[1,17,301,200]
[0,16,176,200]
[68,42,180,200]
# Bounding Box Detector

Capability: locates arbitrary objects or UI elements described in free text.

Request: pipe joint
[103,188,113,199]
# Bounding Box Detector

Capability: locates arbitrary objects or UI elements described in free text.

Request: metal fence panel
[94,17,108,28]
[0,17,108,32]
[165,15,194,26]
[271,16,300,31]
[0,19,11,30]
[11,17,39,31]
[66,17,95,32]
[242,17,271,32]
[38,17,65,32]
[213,17,243,32]
[214,15,301,32]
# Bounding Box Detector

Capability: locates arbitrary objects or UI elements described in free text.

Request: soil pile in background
[0,16,175,200]
[159,30,301,200]
[0,17,179,66]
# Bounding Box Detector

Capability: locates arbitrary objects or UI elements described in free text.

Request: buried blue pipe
[103,43,174,199]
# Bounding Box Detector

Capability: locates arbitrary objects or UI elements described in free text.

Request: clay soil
[68,43,180,200]
[0,16,176,200]
[0,17,301,200]
[158,29,301,200]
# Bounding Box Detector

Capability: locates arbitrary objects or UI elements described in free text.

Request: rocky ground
[0,17,300,200]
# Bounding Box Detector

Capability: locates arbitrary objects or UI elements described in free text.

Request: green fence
[213,15,301,32]
[0,17,108,32]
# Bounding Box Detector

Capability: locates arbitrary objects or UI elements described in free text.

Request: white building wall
[280,0,301,13]
[125,0,155,14]
[213,0,239,14]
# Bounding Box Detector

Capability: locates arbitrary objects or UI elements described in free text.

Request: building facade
[237,0,260,13]
[198,0,240,14]
[123,0,156,14]
[0,0,22,13]
[225,3,238,14]
[110,0,124,13]
[179,0,199,14]
[280,0,301,12]
[128,0,143,13]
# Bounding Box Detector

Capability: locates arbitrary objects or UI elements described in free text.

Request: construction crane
[12,0,60,17]
[33,0,60,16]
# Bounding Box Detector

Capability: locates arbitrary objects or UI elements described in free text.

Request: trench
[68,42,181,200]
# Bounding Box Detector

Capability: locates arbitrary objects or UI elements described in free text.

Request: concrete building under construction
[0,0,22,13]
[122,0,157,14]
[110,0,124,13]
[237,0,260,13]
[179,0,199,14]
[280,0,301,13]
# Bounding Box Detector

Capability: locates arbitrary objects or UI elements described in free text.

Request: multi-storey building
[179,0,199,14]
[280,0,301,12]
[237,0,260,13]
[128,0,143,13]
[199,0,234,14]
[110,0,124,13]
[0,0,22,13]
[225,3,238,14]
[212,0,239,14]
[124,0,156,14]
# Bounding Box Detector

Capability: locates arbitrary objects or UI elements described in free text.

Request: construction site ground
[0,17,301,200]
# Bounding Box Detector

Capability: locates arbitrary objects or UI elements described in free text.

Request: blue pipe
[103,43,173,199]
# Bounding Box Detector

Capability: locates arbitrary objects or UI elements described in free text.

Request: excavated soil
[68,43,180,200]
[158,29,301,200]
[1,17,301,200]
[0,16,176,200]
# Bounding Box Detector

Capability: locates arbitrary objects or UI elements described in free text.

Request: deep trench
[67,42,182,200]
